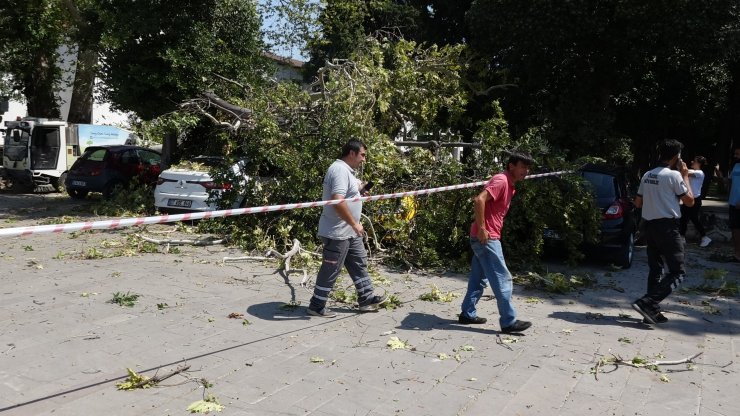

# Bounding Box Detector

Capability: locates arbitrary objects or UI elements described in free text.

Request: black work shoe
[632,298,659,324]
[358,294,388,312]
[643,311,668,324]
[501,320,531,333]
[307,307,337,318]
[458,314,487,325]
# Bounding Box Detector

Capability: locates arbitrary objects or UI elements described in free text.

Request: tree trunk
[24,51,61,119]
[160,130,177,169]
[67,47,97,124]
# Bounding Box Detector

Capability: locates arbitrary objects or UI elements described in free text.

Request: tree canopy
[0,0,67,118]
[99,0,267,120]
[0,0,267,122]
[307,0,740,168]
[467,0,740,166]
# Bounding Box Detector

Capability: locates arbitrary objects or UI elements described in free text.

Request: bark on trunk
[24,51,61,119]
[160,130,177,169]
[67,48,97,124]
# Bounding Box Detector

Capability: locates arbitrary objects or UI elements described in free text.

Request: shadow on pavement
[548,311,654,330]
[0,192,94,222]
[397,311,506,335]
[246,301,357,321]
[397,311,452,331]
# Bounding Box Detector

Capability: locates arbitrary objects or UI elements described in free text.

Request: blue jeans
[460,238,517,328]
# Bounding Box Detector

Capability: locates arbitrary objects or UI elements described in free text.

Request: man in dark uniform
[632,140,694,324]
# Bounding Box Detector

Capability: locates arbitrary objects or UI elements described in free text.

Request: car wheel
[55,172,67,193]
[103,180,124,199]
[67,188,89,199]
[615,231,634,269]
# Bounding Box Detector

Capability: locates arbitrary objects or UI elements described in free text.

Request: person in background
[632,140,694,324]
[458,151,534,334]
[680,156,711,247]
[718,146,740,262]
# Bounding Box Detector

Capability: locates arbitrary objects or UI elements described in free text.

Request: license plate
[167,199,192,208]
[71,180,86,187]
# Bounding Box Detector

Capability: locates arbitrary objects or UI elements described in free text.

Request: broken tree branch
[147,364,191,386]
[592,351,704,380]
[136,234,228,246]
[223,239,312,286]
[653,352,704,366]
[201,92,252,118]
[125,364,192,390]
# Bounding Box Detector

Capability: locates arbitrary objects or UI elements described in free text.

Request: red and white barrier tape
[0,170,571,238]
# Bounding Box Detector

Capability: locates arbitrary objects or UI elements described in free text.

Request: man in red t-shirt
[459,151,533,333]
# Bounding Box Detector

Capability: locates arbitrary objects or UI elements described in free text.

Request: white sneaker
[699,236,712,248]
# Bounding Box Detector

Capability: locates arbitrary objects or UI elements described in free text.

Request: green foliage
[195,38,483,268]
[84,247,106,260]
[504,172,601,267]
[703,268,728,281]
[180,36,605,271]
[513,271,597,294]
[135,112,202,146]
[381,294,402,310]
[99,0,267,120]
[92,181,157,218]
[306,0,421,77]
[258,0,320,59]
[116,368,154,390]
[387,336,411,350]
[419,284,459,302]
[109,291,140,307]
[0,0,67,117]
[330,287,358,304]
[187,394,224,413]
[467,1,739,164]
[682,269,737,297]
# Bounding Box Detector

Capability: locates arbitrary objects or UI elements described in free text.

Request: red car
[64,145,162,199]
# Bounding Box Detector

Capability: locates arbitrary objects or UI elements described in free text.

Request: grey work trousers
[309,236,374,311]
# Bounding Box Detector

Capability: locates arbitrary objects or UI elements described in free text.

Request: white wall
[1,100,27,123]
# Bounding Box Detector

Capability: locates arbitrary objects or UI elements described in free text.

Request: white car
[154,156,250,212]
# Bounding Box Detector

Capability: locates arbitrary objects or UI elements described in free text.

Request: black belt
[643,218,679,224]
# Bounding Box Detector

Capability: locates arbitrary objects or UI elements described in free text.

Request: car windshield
[80,148,107,162]
[581,171,617,209]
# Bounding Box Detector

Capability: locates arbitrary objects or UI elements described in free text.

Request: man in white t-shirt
[632,139,694,325]
[680,156,711,247]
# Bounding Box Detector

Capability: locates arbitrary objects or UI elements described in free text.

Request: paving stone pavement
[0,199,738,415]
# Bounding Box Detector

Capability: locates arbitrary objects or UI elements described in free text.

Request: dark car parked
[544,163,638,268]
[64,145,162,199]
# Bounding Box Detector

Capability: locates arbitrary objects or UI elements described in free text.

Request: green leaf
[187,398,224,413]
[387,336,409,350]
[116,368,153,390]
